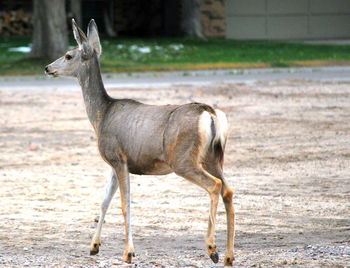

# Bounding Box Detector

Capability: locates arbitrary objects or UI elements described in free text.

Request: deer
[45,19,235,266]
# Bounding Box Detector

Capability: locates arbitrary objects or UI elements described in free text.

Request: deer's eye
[65,54,72,60]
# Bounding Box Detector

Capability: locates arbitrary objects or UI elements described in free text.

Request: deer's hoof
[210,252,219,263]
[123,251,135,263]
[90,249,99,255]
[224,255,235,266]
[90,242,100,255]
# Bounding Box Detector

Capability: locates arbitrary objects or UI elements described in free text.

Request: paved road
[1,66,350,90]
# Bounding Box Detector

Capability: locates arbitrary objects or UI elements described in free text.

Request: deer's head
[45,19,102,77]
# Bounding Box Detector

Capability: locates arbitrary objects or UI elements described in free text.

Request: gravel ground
[0,78,349,267]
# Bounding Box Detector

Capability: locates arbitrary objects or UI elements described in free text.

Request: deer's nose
[45,66,49,73]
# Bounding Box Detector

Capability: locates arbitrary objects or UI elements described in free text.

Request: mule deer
[45,19,235,266]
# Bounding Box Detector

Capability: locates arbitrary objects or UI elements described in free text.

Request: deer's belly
[128,159,173,175]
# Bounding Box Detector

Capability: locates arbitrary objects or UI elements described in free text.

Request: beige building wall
[226,0,350,40]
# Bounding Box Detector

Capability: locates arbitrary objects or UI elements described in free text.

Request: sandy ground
[0,78,349,267]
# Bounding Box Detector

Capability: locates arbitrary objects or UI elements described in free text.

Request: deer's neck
[77,55,111,132]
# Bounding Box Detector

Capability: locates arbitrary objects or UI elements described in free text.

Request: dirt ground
[0,78,349,267]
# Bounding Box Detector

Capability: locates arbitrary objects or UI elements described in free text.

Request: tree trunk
[70,0,82,26]
[30,0,68,60]
[181,0,204,38]
[104,0,116,37]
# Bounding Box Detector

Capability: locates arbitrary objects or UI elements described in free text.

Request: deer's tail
[211,109,228,151]
[198,109,228,171]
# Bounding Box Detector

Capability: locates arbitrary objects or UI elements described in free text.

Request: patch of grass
[0,37,45,75]
[1,37,350,75]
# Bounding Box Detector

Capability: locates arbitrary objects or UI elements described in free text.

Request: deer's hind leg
[203,161,235,266]
[90,169,119,255]
[174,165,222,264]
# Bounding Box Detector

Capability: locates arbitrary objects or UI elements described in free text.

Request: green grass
[1,37,350,75]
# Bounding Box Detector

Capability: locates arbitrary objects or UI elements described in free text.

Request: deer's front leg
[90,169,119,255]
[115,163,135,263]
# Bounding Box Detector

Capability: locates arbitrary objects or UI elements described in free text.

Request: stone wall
[200,0,226,38]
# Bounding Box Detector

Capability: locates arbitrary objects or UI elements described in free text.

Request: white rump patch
[198,111,213,159]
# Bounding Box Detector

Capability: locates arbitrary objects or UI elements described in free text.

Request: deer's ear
[81,42,93,60]
[72,18,88,50]
[87,19,102,57]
